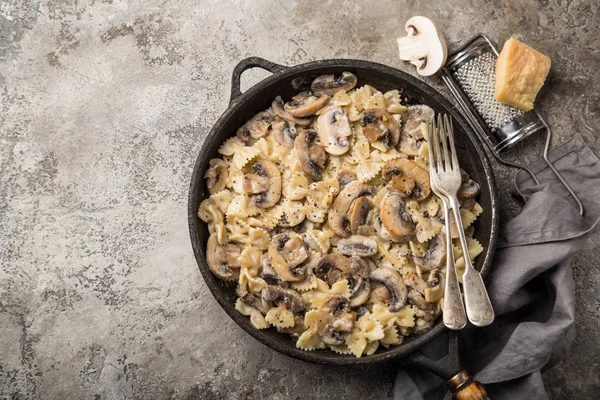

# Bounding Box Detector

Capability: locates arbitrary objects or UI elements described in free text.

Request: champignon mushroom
[370,267,408,312]
[336,235,377,257]
[311,72,358,96]
[279,315,307,335]
[284,92,330,117]
[424,269,445,303]
[271,96,312,126]
[405,272,428,294]
[236,111,275,142]
[373,215,398,242]
[349,256,373,279]
[346,196,371,234]
[317,106,352,155]
[271,118,298,147]
[268,234,309,282]
[348,256,372,307]
[240,294,266,315]
[396,16,448,76]
[259,253,289,288]
[379,191,416,241]
[328,182,376,238]
[261,285,305,313]
[206,233,241,281]
[413,232,446,271]
[243,159,281,208]
[205,158,228,195]
[408,289,433,311]
[381,158,430,201]
[371,282,392,303]
[399,105,434,156]
[359,108,400,149]
[457,170,480,200]
[315,253,351,286]
[294,129,328,181]
[337,170,357,188]
[316,295,354,345]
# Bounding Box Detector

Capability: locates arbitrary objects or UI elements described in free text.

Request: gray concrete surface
[1,0,598,398]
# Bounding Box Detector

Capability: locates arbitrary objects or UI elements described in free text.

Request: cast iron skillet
[189,57,499,398]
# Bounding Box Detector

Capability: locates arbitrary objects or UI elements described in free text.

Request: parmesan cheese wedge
[495,37,551,111]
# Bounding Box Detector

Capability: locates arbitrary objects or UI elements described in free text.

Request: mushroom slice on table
[317,106,352,155]
[316,295,354,345]
[328,181,376,238]
[268,234,310,282]
[284,92,330,117]
[359,107,400,149]
[314,253,351,286]
[206,233,241,281]
[205,158,228,195]
[261,285,306,313]
[271,96,312,126]
[370,267,408,312]
[424,269,445,303]
[271,118,298,147]
[413,232,446,271]
[311,71,358,96]
[243,159,282,209]
[336,235,377,257]
[381,158,431,201]
[236,111,275,142]
[294,129,328,181]
[396,16,448,77]
[379,191,416,241]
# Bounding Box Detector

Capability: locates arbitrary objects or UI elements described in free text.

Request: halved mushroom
[379,191,415,241]
[413,232,446,271]
[457,170,480,200]
[205,158,228,195]
[261,285,305,313]
[337,170,357,188]
[315,253,351,286]
[424,269,445,303]
[328,182,376,238]
[271,96,312,126]
[381,158,430,201]
[399,105,434,156]
[268,234,309,282]
[206,233,241,281]
[359,108,400,149]
[316,295,354,345]
[236,111,275,142]
[337,235,377,257]
[396,16,448,77]
[317,106,352,155]
[271,118,298,147]
[311,72,358,96]
[243,160,281,208]
[284,92,330,117]
[346,196,371,234]
[294,129,328,181]
[370,267,408,312]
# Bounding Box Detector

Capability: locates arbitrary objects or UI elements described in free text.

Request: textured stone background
[1,0,598,398]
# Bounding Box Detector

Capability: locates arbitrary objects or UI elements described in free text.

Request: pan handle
[447,370,490,400]
[229,57,288,105]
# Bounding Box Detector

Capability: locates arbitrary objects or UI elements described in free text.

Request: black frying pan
[188,57,499,399]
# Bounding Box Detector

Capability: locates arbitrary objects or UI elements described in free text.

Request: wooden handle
[448,370,490,400]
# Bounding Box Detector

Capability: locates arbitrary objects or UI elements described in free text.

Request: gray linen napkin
[394,136,600,400]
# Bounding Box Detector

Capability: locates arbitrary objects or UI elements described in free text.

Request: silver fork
[425,120,467,330]
[428,114,495,327]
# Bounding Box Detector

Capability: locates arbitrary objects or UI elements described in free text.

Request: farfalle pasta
[199,72,484,357]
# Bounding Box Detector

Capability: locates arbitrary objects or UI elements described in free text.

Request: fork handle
[448,196,495,327]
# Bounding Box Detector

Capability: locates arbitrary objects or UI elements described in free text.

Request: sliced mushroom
[206,233,241,281]
[337,235,377,257]
[240,294,266,315]
[371,282,392,304]
[317,295,354,345]
[424,269,445,303]
[328,182,376,238]
[284,92,330,117]
[244,159,281,208]
[379,191,415,241]
[349,256,372,279]
[399,105,434,156]
[359,108,400,149]
[261,285,305,313]
[271,118,298,147]
[268,234,309,282]
[346,196,371,234]
[413,232,446,271]
[408,289,433,311]
[205,158,228,195]
[259,253,289,288]
[317,106,352,155]
[337,170,357,188]
[294,129,328,181]
[311,72,358,96]
[373,215,398,242]
[396,16,448,76]
[271,96,312,126]
[315,253,351,286]
[381,158,430,201]
[279,315,306,335]
[457,170,480,200]
[370,267,408,312]
[405,272,427,294]
[348,256,371,307]
[236,111,275,142]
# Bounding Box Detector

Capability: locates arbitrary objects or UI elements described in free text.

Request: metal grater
[440,34,584,215]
